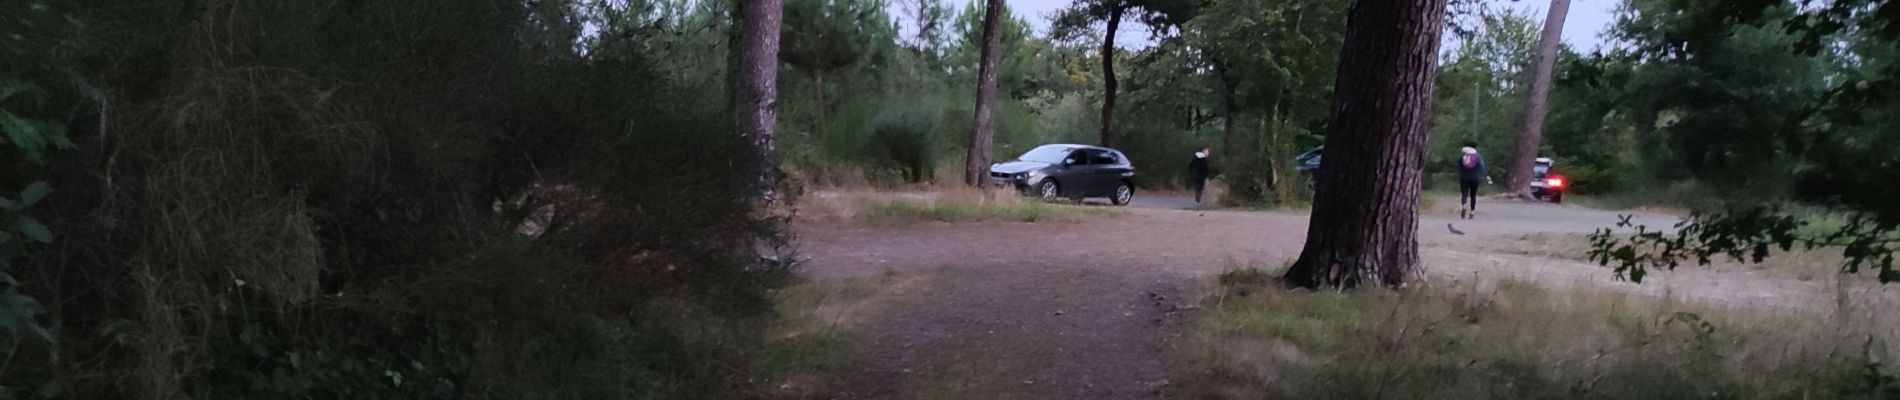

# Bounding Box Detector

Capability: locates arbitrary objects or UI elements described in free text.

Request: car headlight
[1015,173,1028,180]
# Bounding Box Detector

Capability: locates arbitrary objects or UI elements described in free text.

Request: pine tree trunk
[1266,91,1285,192]
[1506,0,1570,195]
[814,71,827,129]
[965,0,1005,186]
[1098,5,1123,147]
[1282,0,1449,289]
[735,0,783,201]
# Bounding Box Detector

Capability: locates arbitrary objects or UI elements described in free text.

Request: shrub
[1112,120,1209,190]
[1559,158,1635,195]
[4,1,792,399]
[870,105,942,184]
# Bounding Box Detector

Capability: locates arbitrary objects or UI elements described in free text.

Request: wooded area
[2,0,1897,397]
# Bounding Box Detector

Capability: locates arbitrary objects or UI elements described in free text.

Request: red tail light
[1546,176,1565,188]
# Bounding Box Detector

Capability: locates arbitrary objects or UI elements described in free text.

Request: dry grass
[1477,232,1597,262]
[1174,267,1900,400]
[759,271,928,399]
[796,188,1122,225]
[1476,231,1860,283]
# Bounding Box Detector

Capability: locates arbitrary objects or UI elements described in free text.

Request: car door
[1054,150,1092,196]
[1093,150,1134,192]
[1084,150,1124,195]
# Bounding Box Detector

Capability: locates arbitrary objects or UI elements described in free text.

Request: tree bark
[736,0,784,201]
[1266,90,1285,192]
[1282,0,1449,289]
[1098,5,1123,147]
[814,71,826,128]
[1506,0,1569,195]
[965,0,1005,186]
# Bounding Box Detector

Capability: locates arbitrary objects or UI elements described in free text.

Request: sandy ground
[790,193,1896,399]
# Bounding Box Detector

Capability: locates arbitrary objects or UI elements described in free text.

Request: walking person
[1457,141,1489,219]
[1187,146,1211,204]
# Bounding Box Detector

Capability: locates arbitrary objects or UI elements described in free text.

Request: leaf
[14,216,51,243]
[0,287,53,343]
[1612,245,1636,262]
[18,182,49,207]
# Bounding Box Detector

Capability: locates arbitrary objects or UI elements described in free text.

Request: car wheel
[1111,182,1134,206]
[1037,180,1061,202]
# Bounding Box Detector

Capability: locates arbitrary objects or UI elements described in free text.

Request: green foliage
[1590,208,1898,284]
[1177,0,1345,199]
[0,1,71,353]
[0,178,52,369]
[898,0,953,58]
[1,0,793,398]
[1430,10,1541,183]
[1583,0,1900,286]
[869,104,941,183]
[0,82,75,165]
[951,1,1056,99]
[1051,0,1201,43]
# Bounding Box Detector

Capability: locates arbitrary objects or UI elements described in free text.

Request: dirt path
[792,194,1894,399]
[795,208,1308,399]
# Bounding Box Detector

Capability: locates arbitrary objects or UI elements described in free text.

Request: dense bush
[1,1,791,398]
[1113,121,1212,190]
[870,105,943,184]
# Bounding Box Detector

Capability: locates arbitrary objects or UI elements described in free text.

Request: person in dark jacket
[1187,146,1211,204]
[1457,141,1489,219]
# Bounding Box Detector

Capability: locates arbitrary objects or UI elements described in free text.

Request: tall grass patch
[1176,271,1900,399]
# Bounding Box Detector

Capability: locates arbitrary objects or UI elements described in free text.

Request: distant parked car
[1295,146,1323,175]
[1530,157,1565,203]
[988,144,1137,205]
[1293,146,1324,190]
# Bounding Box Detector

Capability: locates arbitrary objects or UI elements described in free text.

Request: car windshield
[1533,165,1550,177]
[1016,146,1074,164]
[1298,147,1323,161]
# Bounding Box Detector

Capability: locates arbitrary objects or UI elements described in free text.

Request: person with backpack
[1457,141,1489,219]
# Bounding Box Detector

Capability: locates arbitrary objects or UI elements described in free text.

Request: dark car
[1295,146,1323,175]
[1293,146,1324,189]
[1530,157,1565,203]
[989,144,1137,205]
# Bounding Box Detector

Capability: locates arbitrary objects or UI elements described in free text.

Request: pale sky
[906,0,1622,52]
[1497,0,1621,52]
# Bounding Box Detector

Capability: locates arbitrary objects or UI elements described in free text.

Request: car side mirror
[1062,158,1076,166]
